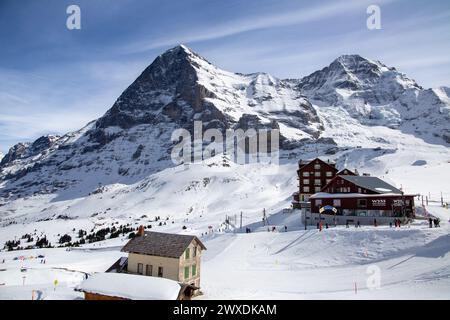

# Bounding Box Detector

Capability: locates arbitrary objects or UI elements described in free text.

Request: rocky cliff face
[0,46,449,201]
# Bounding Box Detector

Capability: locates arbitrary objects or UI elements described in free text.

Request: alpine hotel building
[292,158,416,225]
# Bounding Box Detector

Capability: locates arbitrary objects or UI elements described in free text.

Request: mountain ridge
[0,45,449,203]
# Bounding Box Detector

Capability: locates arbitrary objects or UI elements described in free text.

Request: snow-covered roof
[310,192,415,199]
[77,273,181,300]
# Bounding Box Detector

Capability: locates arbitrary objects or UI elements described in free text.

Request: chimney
[137,225,145,237]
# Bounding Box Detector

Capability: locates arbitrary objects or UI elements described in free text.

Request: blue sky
[1,0,450,154]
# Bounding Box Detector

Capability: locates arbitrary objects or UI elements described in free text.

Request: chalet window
[315,187,321,192]
[357,199,367,208]
[315,172,321,177]
[333,199,341,207]
[315,199,322,206]
[314,179,321,186]
[314,164,320,170]
[326,171,332,177]
[406,200,410,206]
[146,264,152,276]
[358,188,362,193]
[326,179,331,184]
[303,179,309,184]
[303,186,310,193]
[137,263,143,275]
[184,266,190,280]
[158,267,163,277]
[302,172,310,177]
[193,246,197,257]
[192,264,197,277]
[185,248,190,259]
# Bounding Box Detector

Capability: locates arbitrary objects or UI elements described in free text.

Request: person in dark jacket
[429,217,433,228]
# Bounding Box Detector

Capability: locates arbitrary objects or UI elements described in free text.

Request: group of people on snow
[428,217,440,228]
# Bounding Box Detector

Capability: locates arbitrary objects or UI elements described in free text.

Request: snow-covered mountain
[0,45,449,226]
[297,54,450,144]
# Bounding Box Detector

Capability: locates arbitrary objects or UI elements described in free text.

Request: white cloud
[123,0,397,54]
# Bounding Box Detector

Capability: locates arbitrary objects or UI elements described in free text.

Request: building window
[146,264,152,276]
[326,171,333,177]
[303,186,310,193]
[192,264,197,277]
[357,199,367,208]
[314,179,321,186]
[193,246,197,257]
[315,199,322,206]
[303,179,309,185]
[185,248,190,259]
[358,187,362,193]
[137,263,143,275]
[326,179,331,184]
[314,164,320,170]
[315,172,321,177]
[333,199,341,207]
[315,187,321,192]
[184,266,190,280]
[158,267,163,277]
[302,172,310,177]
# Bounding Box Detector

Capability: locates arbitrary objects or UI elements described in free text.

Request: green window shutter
[184,266,189,279]
[192,264,197,277]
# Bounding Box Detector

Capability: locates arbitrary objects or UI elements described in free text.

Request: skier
[284,225,287,232]
[374,219,377,227]
[357,221,361,228]
[429,217,433,228]
[325,223,329,229]
[389,222,392,228]
[346,221,349,228]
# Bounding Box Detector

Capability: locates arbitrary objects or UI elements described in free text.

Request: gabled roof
[298,158,337,170]
[121,231,206,259]
[339,175,402,194]
[336,168,357,176]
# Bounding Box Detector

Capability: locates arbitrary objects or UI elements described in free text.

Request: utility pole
[240,211,243,231]
[441,191,444,207]
[263,208,266,226]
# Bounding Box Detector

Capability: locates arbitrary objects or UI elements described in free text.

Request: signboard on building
[372,199,386,206]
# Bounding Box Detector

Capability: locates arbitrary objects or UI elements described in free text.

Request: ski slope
[0,204,449,300]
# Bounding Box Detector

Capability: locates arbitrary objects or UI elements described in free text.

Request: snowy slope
[0,45,449,241]
[0,45,450,299]
[1,203,449,300]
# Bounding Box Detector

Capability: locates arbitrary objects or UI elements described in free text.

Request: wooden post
[240,211,242,231]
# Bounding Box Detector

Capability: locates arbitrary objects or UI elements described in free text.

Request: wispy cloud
[123,0,397,54]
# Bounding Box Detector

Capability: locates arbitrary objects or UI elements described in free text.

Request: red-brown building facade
[310,175,416,220]
[292,158,338,208]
